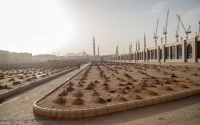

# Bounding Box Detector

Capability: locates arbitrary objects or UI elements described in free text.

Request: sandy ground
[37,63,200,110]
[0,66,73,94]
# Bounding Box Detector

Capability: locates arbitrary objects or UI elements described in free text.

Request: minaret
[98,45,99,56]
[136,41,137,51]
[144,34,146,49]
[138,39,140,51]
[161,37,163,46]
[93,35,95,56]
[116,45,119,55]
[131,41,132,53]
[58,51,59,57]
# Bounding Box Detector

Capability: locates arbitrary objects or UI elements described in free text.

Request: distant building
[18,52,32,62]
[9,52,19,62]
[32,54,57,61]
[0,50,9,63]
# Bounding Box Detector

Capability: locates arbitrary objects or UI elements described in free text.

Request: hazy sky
[0,0,199,56]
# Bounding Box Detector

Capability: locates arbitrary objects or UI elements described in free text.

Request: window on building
[151,50,154,60]
[165,47,169,59]
[155,49,157,59]
[198,42,200,58]
[187,44,192,59]
[141,52,143,60]
[177,45,182,59]
[160,49,162,59]
[148,50,150,59]
[171,46,176,59]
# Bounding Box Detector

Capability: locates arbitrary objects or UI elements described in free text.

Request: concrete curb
[0,67,78,101]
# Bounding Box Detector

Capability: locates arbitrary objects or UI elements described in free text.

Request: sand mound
[53,96,66,104]
[191,73,198,76]
[92,90,99,96]
[68,81,74,86]
[131,78,137,82]
[128,94,143,100]
[26,78,32,81]
[187,82,200,86]
[92,96,106,103]
[71,97,84,105]
[105,79,110,82]
[94,80,100,84]
[142,90,159,96]
[112,95,127,102]
[60,90,68,96]
[8,78,15,81]
[19,76,23,79]
[129,88,141,93]
[102,83,109,86]
[13,81,21,85]
[81,77,87,80]
[118,83,125,86]
[126,81,133,85]
[158,86,174,91]
[147,84,157,87]
[81,80,86,83]
[74,91,83,97]
[120,78,126,82]
[32,76,37,79]
[85,86,94,90]
[175,84,189,88]
[161,80,171,84]
[171,73,176,77]
[135,86,146,90]
[103,86,110,90]
[168,78,177,82]
[78,82,84,87]
[115,88,127,94]
[150,80,160,84]
[67,86,74,92]
[124,86,131,90]
[88,82,95,86]
[116,77,120,80]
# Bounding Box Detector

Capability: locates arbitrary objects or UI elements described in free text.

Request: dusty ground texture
[37,63,200,110]
[0,63,200,125]
[0,66,73,94]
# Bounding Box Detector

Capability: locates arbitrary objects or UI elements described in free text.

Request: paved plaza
[0,63,200,125]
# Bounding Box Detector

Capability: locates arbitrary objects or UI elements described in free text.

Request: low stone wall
[0,67,78,101]
[33,71,200,118]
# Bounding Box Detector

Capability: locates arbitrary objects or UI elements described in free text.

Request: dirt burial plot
[0,66,74,94]
[35,63,200,116]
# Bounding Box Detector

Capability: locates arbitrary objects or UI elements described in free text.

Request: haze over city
[0,0,199,56]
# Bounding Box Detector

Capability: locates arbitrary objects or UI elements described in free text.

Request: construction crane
[177,14,191,40]
[153,18,159,47]
[163,9,169,44]
[195,20,200,37]
[175,16,180,42]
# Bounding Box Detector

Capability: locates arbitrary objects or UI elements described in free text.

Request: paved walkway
[0,63,200,125]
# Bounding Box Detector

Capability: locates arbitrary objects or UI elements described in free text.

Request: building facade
[0,50,9,63]
[108,37,200,63]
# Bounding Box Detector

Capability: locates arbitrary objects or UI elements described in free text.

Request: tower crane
[175,16,180,42]
[163,9,169,45]
[195,20,200,37]
[153,18,159,47]
[177,14,191,40]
